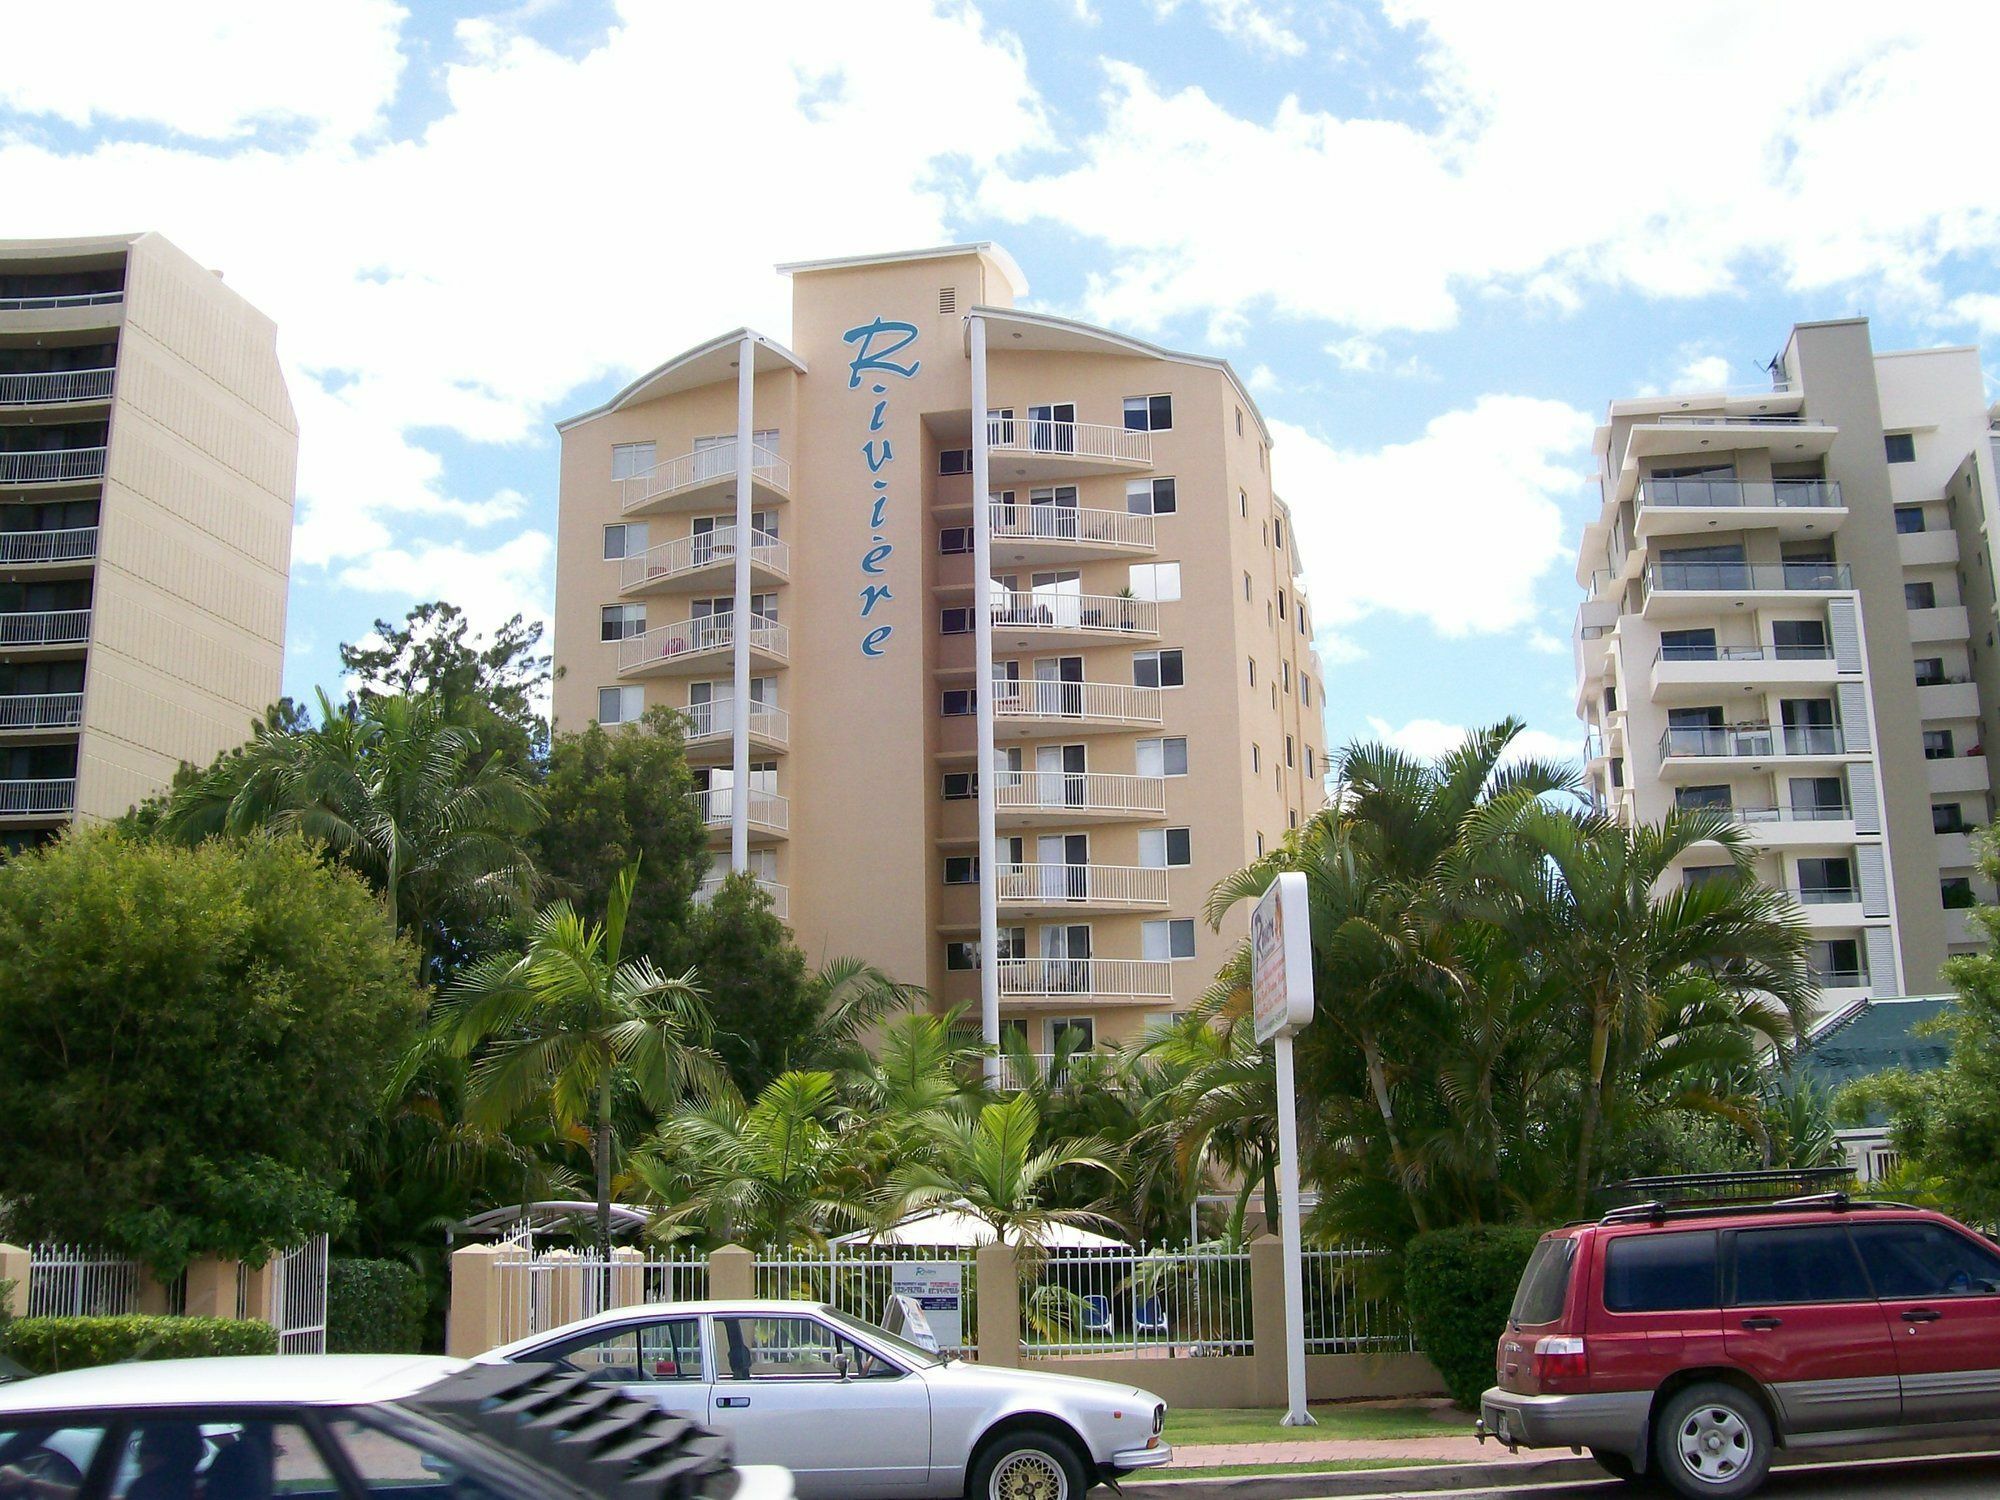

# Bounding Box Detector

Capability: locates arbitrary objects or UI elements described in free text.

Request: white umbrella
[833,1204,1128,1250]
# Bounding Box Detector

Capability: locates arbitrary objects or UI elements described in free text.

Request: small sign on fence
[888,1261,963,1353]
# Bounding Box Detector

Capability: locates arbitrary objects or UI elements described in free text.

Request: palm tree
[437,862,726,1258]
[787,958,930,1073]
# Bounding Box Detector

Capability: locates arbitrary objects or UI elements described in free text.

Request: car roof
[486,1300,865,1355]
[0,1356,469,1416]
[1580,1204,1946,1236]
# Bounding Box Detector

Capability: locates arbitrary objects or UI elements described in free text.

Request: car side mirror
[835,1353,852,1382]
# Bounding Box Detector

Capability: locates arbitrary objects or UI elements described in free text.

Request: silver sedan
[483,1299,1172,1500]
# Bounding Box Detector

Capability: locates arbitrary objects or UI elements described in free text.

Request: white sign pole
[1252,870,1315,1428]
[1272,1029,1313,1426]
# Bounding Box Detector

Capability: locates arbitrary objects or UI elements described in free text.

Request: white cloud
[1524,626,1565,655]
[1326,336,1385,372]
[1247,363,1283,394]
[1949,293,2000,337]
[1675,354,1731,389]
[338,531,555,645]
[1155,0,1308,57]
[1364,716,1577,769]
[1274,396,1595,638]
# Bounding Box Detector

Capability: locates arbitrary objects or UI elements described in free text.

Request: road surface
[1361,1452,2000,1499]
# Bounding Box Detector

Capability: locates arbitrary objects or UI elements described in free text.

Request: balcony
[619,440,790,517]
[1641,560,1852,620]
[615,612,787,678]
[0,369,114,407]
[1694,803,1856,847]
[985,417,1151,481]
[1793,884,1861,908]
[620,527,788,595]
[988,502,1154,566]
[992,769,1167,825]
[1927,754,1989,796]
[0,448,106,486]
[1907,605,1970,644]
[989,591,1159,648]
[0,693,83,734]
[997,957,1174,1002]
[0,778,75,819]
[695,873,787,921]
[1634,478,1845,546]
[991,678,1162,735]
[1945,907,1981,948]
[0,609,91,650]
[1936,831,1976,870]
[1657,722,1854,770]
[1899,528,1959,568]
[682,698,788,756]
[995,861,1170,914]
[690,786,788,842]
[0,527,98,569]
[1917,680,1980,722]
[1649,643,1839,702]
[0,291,122,312]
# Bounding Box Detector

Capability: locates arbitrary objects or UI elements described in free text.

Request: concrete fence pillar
[136,1270,174,1316]
[446,1243,505,1358]
[0,1244,29,1318]
[976,1241,1020,1368]
[183,1257,242,1320]
[708,1244,756,1300]
[608,1246,646,1309]
[238,1260,278,1327]
[1248,1233,1288,1407]
[541,1249,585,1330]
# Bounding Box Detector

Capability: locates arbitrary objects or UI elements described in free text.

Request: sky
[4,0,1999,767]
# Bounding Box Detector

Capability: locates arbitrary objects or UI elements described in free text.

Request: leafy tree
[680,873,813,1096]
[0,832,425,1273]
[341,602,550,763]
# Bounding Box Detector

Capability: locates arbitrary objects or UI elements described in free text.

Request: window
[1809,938,1864,985]
[1274,518,1285,551]
[1305,746,1315,778]
[1251,743,1261,774]
[1885,432,1916,464]
[1133,649,1184,689]
[1907,580,1938,610]
[611,441,656,480]
[1510,1238,1576,1326]
[1124,394,1172,431]
[941,689,976,717]
[1729,1225,1873,1305]
[939,527,973,554]
[1243,571,1252,602]
[1136,736,1188,777]
[1281,660,1291,692]
[942,772,977,800]
[1278,590,1288,620]
[1895,505,1927,534]
[1235,407,1244,436]
[1300,673,1312,706]
[1256,833,1265,856]
[946,941,979,971]
[1851,1221,2000,1297]
[1797,856,1855,901]
[0,1423,104,1500]
[944,855,979,884]
[1682,865,1736,889]
[938,448,972,475]
[1603,1232,1719,1313]
[1285,735,1296,769]
[1916,657,1946,687]
[544,1318,703,1383]
[1139,827,1192,868]
[1128,562,1181,602]
[941,607,975,634]
[600,603,645,641]
[1143,917,1198,961]
[1127,477,1177,515]
[1239,489,1247,517]
[1771,619,1827,659]
[1934,801,1969,834]
[597,685,642,725]
[603,522,647,560]
[714,1315,900,1380]
[1942,876,1976,908]
[1247,658,1257,688]
[1925,729,1956,760]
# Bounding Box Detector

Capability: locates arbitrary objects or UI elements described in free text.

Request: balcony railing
[682,698,788,747]
[0,291,122,311]
[989,591,1159,636]
[997,957,1174,999]
[990,678,1162,726]
[1655,643,1835,665]
[1810,967,1869,988]
[1646,561,1852,594]
[1639,478,1841,509]
[1793,885,1861,906]
[0,610,90,647]
[995,862,1170,908]
[0,448,106,484]
[691,786,788,833]
[989,503,1154,550]
[1658,723,1847,759]
[1649,415,1810,428]
[0,527,97,565]
[619,440,788,513]
[985,417,1151,467]
[0,369,115,406]
[992,769,1167,817]
[1734,803,1853,825]
[616,611,787,672]
[0,693,83,731]
[622,527,788,590]
[0,778,75,816]
[695,873,787,919]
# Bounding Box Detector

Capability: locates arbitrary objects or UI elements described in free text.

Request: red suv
[1478,1196,2000,1498]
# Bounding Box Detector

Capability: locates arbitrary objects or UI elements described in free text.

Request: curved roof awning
[452,1200,655,1240]
[558,329,804,432]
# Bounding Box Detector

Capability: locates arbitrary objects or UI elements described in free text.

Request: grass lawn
[1158,1459,1467,1479]
[1164,1404,1473,1447]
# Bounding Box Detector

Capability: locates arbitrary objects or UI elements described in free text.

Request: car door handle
[1901,1308,1943,1324]
[717,1396,751,1408]
[1740,1317,1783,1332]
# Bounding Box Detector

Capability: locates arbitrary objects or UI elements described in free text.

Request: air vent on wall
[939,286,956,315]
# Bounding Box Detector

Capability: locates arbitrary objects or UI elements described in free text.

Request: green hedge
[327,1258,426,1353]
[1404,1225,1547,1409]
[5,1315,277,1374]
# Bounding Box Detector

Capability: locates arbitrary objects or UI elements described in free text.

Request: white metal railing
[0,447,107,484]
[1639,478,1841,510]
[1646,561,1852,593]
[755,1245,979,1358]
[0,368,115,406]
[622,526,789,590]
[683,698,789,747]
[990,591,1159,637]
[1649,414,1811,428]
[257,1234,330,1355]
[997,957,1174,999]
[494,1248,710,1341]
[617,612,788,672]
[620,440,789,512]
[1301,1246,1416,1353]
[985,417,1152,468]
[0,609,91,646]
[989,502,1155,550]
[995,862,1169,908]
[993,769,1166,817]
[696,874,788,920]
[1026,1245,1251,1357]
[691,786,788,832]
[0,526,97,564]
[0,291,122,311]
[28,1244,143,1317]
[0,778,76,816]
[0,692,83,730]
[991,678,1162,726]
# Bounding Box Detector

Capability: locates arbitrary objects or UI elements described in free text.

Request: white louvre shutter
[1848,764,1881,834]
[1837,684,1872,752]
[1857,844,1890,919]
[1863,926,1898,996]
[1828,597,1864,673]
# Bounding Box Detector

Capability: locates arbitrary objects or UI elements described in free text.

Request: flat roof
[776,241,1028,299]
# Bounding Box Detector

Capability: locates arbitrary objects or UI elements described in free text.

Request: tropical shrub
[6,1315,276,1373]
[327,1258,427,1353]
[1403,1224,1546,1408]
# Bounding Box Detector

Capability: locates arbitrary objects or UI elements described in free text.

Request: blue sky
[4,1,1998,765]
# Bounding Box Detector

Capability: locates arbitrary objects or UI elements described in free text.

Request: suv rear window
[1730,1224,1872,1304]
[1603,1230,1718,1312]
[1510,1236,1576,1325]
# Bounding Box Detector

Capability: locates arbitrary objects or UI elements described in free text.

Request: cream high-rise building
[553,243,1327,1056]
[0,233,296,848]
[1574,318,2000,1015]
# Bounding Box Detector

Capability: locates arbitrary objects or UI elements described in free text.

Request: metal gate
[241,1236,329,1354]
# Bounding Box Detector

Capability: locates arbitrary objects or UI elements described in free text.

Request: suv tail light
[1533,1334,1587,1384]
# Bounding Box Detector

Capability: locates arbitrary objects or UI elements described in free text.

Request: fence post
[608,1246,645,1309]
[709,1244,756,1300]
[239,1259,277,1329]
[183,1257,241,1320]
[976,1241,1020,1368]
[446,1243,505,1358]
[0,1244,28,1318]
[1248,1233,1288,1407]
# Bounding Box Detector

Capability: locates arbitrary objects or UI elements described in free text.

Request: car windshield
[818,1306,945,1368]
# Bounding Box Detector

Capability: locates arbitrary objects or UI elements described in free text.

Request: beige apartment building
[0,233,296,847]
[552,243,1326,1056]
[1575,318,2000,1015]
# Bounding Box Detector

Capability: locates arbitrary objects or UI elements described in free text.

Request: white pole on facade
[968,314,1001,1082]
[731,335,754,875]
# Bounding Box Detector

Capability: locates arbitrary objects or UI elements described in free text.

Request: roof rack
[1597,1192,1919,1227]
